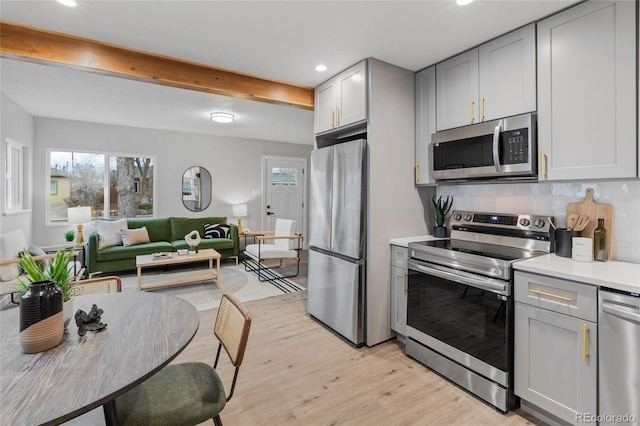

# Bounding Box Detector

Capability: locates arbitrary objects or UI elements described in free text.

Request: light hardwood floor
[175,291,545,426]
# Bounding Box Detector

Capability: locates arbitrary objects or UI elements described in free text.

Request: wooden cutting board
[566,188,613,259]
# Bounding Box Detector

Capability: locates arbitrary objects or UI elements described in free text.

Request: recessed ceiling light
[456,0,474,5]
[210,112,235,124]
[315,64,328,72]
[57,0,77,6]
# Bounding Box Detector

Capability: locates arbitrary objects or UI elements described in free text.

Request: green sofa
[87,217,238,274]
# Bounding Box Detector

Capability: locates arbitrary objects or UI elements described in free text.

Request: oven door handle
[408,261,507,294]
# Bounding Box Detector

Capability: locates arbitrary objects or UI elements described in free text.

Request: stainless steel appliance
[431,112,537,181]
[406,210,553,412]
[307,139,367,346]
[598,288,640,425]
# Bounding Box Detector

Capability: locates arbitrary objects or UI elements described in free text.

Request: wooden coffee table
[136,248,221,291]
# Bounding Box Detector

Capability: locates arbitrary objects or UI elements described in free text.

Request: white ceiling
[0,0,578,145]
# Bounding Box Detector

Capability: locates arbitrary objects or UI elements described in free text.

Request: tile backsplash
[438,180,640,264]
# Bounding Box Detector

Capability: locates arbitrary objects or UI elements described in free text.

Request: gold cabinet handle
[540,149,547,180]
[481,96,485,121]
[583,324,589,363]
[403,273,408,295]
[529,288,573,302]
[470,98,475,123]
[335,106,340,127]
[331,109,336,128]
[415,163,420,183]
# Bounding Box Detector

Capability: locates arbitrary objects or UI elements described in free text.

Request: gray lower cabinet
[514,271,598,425]
[390,245,408,337]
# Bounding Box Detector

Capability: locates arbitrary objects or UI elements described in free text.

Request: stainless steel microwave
[430,113,537,181]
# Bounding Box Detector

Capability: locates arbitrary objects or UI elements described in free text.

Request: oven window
[432,135,494,171]
[407,269,509,372]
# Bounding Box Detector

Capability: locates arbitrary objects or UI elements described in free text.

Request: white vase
[63,299,74,328]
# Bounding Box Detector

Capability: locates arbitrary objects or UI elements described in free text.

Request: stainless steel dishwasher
[599,288,640,426]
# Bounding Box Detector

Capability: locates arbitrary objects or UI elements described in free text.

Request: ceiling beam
[0,21,314,110]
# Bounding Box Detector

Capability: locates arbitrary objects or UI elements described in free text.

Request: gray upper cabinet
[436,49,478,130]
[314,60,367,135]
[415,66,436,185]
[436,24,536,131]
[537,1,636,180]
[478,24,536,122]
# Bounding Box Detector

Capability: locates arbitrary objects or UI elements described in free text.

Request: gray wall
[0,93,34,242]
[32,117,312,246]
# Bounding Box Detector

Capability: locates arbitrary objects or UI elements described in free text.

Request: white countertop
[389,235,445,247]
[514,254,640,294]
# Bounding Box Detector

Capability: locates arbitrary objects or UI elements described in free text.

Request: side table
[42,242,87,278]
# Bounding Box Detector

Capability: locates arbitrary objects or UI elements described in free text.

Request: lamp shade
[232,204,248,217]
[67,206,91,224]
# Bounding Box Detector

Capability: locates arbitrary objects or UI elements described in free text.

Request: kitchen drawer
[514,271,597,322]
[391,245,408,269]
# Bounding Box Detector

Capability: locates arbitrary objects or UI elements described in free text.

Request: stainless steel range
[406,210,553,412]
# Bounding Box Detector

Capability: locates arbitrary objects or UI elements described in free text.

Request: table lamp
[232,203,248,234]
[67,206,92,243]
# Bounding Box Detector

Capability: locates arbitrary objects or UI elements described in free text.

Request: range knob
[533,218,546,228]
[463,214,472,221]
[453,213,462,221]
[519,218,531,227]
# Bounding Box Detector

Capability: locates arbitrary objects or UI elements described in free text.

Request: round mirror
[182,166,212,212]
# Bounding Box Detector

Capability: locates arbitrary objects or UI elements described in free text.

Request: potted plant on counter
[432,195,453,238]
[17,248,77,326]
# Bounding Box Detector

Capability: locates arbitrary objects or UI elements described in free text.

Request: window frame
[3,138,31,215]
[46,149,156,225]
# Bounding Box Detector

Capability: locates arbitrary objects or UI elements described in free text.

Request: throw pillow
[121,227,151,247]
[203,223,230,239]
[96,219,128,250]
[26,246,50,268]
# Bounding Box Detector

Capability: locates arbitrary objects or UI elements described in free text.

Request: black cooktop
[412,239,543,262]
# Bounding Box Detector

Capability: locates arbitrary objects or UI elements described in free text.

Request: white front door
[262,156,306,240]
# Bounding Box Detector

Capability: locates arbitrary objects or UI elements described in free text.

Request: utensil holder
[554,229,580,258]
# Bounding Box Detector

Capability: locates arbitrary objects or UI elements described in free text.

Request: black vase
[20,280,64,354]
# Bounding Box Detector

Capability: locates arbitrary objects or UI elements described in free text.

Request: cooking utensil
[566,188,613,259]
[574,216,591,232]
[547,217,557,230]
[566,213,579,230]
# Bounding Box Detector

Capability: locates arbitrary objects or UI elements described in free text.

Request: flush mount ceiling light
[456,0,474,5]
[57,0,77,6]
[315,64,328,72]
[210,112,235,124]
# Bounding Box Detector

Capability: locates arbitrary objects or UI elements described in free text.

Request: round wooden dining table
[0,291,200,425]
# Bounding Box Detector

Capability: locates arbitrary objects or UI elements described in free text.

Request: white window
[4,138,30,214]
[48,150,155,223]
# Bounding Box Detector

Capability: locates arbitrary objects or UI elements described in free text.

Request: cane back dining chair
[69,276,122,296]
[115,293,252,426]
[243,218,302,282]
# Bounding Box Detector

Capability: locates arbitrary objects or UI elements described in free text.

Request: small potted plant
[64,230,75,242]
[17,248,77,326]
[432,195,453,238]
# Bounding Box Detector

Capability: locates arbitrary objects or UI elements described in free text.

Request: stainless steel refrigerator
[307,139,367,346]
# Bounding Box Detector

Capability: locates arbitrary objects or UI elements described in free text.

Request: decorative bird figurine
[75,304,107,337]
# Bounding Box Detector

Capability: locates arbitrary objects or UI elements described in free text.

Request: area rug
[117,264,304,311]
